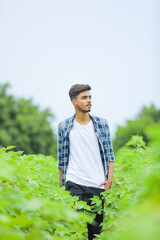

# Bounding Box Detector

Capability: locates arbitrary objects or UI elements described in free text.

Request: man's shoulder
[91,115,108,125]
[58,115,74,130]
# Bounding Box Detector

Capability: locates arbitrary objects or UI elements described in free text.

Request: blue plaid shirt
[57,114,115,186]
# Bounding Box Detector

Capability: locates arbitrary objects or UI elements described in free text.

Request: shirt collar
[63,113,99,139]
[69,113,98,128]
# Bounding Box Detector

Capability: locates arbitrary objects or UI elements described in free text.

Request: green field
[0,124,160,240]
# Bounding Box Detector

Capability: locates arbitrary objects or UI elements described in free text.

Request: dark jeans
[65,180,105,240]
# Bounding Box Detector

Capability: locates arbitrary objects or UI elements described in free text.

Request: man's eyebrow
[81,95,92,98]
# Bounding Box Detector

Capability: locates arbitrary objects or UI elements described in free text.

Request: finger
[99,181,106,187]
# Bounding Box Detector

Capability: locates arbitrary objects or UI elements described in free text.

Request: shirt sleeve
[105,121,115,162]
[57,123,63,169]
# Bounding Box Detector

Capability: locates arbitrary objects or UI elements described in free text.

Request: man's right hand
[58,168,63,187]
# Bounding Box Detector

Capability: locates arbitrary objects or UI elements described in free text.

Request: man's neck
[74,112,91,125]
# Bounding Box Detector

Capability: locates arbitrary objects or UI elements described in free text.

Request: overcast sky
[0,0,159,137]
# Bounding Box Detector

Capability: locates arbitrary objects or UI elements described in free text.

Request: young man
[57,84,115,240]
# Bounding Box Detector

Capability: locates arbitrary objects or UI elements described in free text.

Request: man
[57,84,115,240]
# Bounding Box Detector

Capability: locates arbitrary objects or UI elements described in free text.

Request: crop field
[0,124,159,240]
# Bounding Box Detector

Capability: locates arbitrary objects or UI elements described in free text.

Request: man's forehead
[79,90,91,97]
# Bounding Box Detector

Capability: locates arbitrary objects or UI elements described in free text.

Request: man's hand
[99,179,113,191]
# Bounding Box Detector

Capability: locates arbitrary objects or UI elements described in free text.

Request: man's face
[72,90,92,113]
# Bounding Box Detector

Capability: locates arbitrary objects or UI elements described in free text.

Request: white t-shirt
[66,119,105,189]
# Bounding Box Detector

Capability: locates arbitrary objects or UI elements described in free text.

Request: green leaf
[6,146,16,150]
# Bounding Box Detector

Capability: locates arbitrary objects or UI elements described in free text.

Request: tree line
[0,83,57,157]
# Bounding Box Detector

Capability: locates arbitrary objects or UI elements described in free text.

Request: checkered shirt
[57,114,115,186]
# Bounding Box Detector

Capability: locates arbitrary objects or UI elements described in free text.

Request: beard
[77,105,91,113]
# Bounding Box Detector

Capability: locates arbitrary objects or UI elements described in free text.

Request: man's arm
[107,161,114,189]
[99,162,114,191]
[99,121,115,191]
[108,161,114,181]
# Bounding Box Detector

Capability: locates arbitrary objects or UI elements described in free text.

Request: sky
[0,0,160,137]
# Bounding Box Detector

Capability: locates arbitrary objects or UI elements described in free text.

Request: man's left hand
[99,179,113,191]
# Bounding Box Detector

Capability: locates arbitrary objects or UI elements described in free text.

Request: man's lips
[86,104,91,107]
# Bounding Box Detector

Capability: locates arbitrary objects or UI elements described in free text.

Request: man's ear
[72,99,76,107]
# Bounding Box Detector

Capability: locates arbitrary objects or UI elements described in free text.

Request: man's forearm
[108,162,114,181]
[58,168,63,187]
[99,161,114,190]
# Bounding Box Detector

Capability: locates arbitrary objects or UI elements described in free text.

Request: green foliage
[1,123,159,239]
[126,135,146,148]
[113,103,160,152]
[0,83,57,156]
[95,123,160,240]
[0,147,93,240]
[138,104,160,122]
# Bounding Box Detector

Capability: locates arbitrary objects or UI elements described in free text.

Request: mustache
[86,104,92,106]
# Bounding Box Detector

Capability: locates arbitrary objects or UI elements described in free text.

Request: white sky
[0,0,159,137]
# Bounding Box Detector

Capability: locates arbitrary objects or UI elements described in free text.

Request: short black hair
[69,84,91,101]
